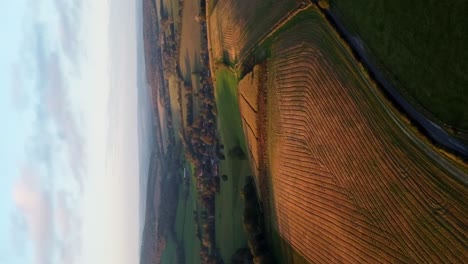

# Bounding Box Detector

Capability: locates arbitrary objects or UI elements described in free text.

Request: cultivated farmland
[331,0,468,131]
[208,0,300,65]
[238,64,267,196]
[237,8,468,263]
[268,11,468,263]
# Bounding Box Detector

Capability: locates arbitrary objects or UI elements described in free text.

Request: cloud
[54,191,81,238]
[54,192,72,236]
[24,25,85,191]
[11,167,82,264]
[54,191,80,264]
[41,52,84,190]
[12,4,85,187]
[52,0,83,63]
[12,166,53,264]
[9,1,86,262]
[9,4,85,262]
[9,213,28,256]
[9,64,28,110]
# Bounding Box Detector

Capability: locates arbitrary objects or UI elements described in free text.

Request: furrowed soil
[207,0,300,65]
[200,1,468,263]
[254,8,468,263]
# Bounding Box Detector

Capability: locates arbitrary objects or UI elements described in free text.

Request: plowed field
[237,8,468,263]
[208,0,299,64]
[238,65,261,179]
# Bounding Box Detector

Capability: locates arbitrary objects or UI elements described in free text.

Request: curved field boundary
[264,9,468,263]
[207,0,302,65]
[317,5,468,159]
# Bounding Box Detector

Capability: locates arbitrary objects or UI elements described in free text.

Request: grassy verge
[214,68,249,261]
[331,0,468,129]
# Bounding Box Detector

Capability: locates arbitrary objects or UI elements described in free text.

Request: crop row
[208,0,299,63]
[265,11,467,263]
[238,67,263,193]
[239,71,260,112]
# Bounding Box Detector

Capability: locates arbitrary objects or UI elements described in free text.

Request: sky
[0,0,147,263]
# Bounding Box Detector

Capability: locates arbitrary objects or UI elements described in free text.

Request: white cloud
[12,166,53,264]
[54,191,80,264]
[9,1,86,263]
[12,166,82,264]
[9,64,28,110]
[51,0,83,64]
[8,0,144,263]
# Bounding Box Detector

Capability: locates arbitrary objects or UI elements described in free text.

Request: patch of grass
[173,163,202,264]
[214,68,249,261]
[332,0,468,129]
[215,68,249,155]
[270,229,309,264]
[175,186,186,240]
[160,235,177,264]
[181,175,202,264]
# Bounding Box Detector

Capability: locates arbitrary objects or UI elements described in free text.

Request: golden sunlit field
[208,0,300,65]
[233,6,468,263]
[142,0,468,263]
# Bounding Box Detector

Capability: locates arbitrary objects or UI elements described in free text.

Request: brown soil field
[238,65,265,192]
[238,69,259,112]
[178,0,202,129]
[178,0,202,77]
[239,9,468,263]
[208,0,299,64]
[239,94,258,139]
[167,75,182,141]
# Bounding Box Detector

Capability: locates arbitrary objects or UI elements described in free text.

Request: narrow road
[321,8,468,160]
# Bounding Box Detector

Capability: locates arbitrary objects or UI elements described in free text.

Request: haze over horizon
[0,0,151,263]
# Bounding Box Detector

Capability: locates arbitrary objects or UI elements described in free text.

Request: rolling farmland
[235,7,468,263]
[208,0,300,65]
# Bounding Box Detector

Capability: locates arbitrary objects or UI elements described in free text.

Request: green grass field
[163,65,250,264]
[160,164,201,264]
[214,68,249,261]
[174,168,202,264]
[176,165,201,264]
[331,0,468,129]
[160,235,177,264]
[184,165,202,264]
[213,67,310,263]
